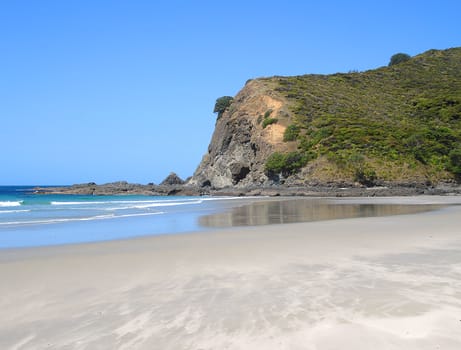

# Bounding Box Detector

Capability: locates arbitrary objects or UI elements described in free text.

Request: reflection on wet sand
[199,199,444,227]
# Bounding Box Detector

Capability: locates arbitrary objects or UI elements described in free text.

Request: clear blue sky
[1,1,460,185]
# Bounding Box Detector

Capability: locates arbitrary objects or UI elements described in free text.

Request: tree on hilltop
[389,53,411,66]
[213,96,234,118]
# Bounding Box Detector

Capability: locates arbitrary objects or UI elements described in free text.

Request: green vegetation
[389,52,411,66]
[265,151,311,177]
[448,147,461,178]
[266,48,461,183]
[262,118,278,128]
[283,124,300,141]
[213,96,234,118]
[349,153,377,186]
[261,109,278,128]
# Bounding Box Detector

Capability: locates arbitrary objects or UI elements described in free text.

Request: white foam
[52,199,204,208]
[130,200,203,209]
[46,196,258,207]
[0,201,23,207]
[0,214,114,226]
[200,196,261,201]
[0,211,164,226]
[0,209,31,214]
[100,200,204,211]
[113,212,165,219]
[51,201,107,205]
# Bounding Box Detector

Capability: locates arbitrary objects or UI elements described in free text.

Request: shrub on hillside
[262,118,278,128]
[265,151,310,177]
[283,124,300,141]
[389,53,411,66]
[448,147,461,179]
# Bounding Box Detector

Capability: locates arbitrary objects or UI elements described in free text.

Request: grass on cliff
[265,47,461,183]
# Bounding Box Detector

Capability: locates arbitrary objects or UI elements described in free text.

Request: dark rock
[188,80,286,189]
[160,172,185,186]
[33,181,461,197]
[230,163,250,184]
[202,180,212,187]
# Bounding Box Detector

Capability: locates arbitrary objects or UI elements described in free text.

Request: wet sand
[1,196,461,349]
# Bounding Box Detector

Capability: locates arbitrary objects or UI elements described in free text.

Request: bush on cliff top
[213,96,234,118]
[389,52,411,66]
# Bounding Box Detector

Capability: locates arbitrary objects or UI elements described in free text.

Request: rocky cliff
[189,79,295,188]
[190,48,461,189]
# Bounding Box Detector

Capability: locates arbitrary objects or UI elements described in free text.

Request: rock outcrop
[34,180,204,196]
[160,172,185,186]
[188,79,294,188]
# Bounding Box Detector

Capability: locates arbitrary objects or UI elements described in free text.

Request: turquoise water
[0,186,241,248]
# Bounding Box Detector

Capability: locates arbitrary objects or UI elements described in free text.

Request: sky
[1,0,460,185]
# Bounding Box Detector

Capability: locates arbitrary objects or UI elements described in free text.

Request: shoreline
[1,195,459,251]
[1,197,461,349]
[33,181,461,197]
[1,196,460,258]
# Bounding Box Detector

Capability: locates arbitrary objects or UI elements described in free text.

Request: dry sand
[1,196,461,349]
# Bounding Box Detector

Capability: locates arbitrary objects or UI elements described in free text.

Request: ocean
[0,186,246,249]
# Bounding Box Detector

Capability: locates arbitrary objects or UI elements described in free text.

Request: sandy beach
[1,197,461,349]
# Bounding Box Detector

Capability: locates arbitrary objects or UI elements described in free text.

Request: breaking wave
[0,201,23,207]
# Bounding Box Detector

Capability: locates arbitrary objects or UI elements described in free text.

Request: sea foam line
[114,200,203,209]
[0,201,23,207]
[49,196,259,207]
[51,201,108,205]
[0,211,164,226]
[0,209,31,214]
[51,199,203,207]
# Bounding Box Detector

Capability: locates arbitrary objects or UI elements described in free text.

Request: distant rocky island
[37,47,461,197]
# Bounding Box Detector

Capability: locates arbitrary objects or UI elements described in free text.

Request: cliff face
[189,80,294,188]
[190,48,461,189]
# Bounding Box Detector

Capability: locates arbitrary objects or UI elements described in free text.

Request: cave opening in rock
[231,166,250,184]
